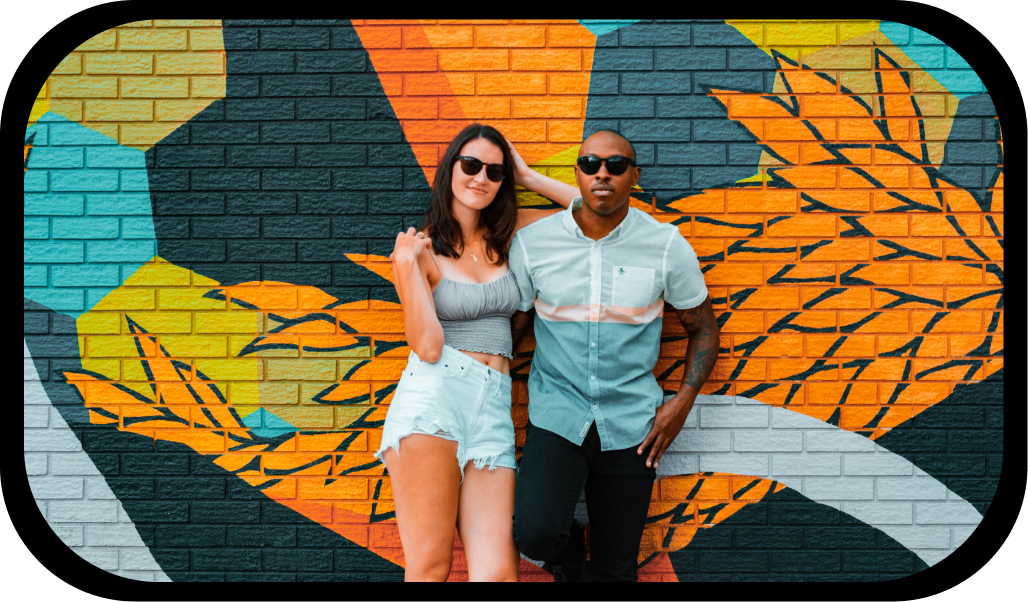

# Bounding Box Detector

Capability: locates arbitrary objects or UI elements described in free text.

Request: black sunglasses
[577,155,637,176]
[454,155,506,182]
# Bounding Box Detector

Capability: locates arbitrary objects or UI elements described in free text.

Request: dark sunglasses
[577,155,637,176]
[454,155,506,182]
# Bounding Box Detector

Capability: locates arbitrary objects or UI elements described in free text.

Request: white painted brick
[772,476,804,493]
[85,477,118,500]
[47,501,118,523]
[118,505,136,523]
[24,383,51,405]
[112,570,156,582]
[119,548,162,571]
[805,430,876,452]
[733,430,802,452]
[655,453,698,476]
[86,524,147,547]
[23,406,50,428]
[24,430,84,452]
[36,500,46,518]
[803,477,874,500]
[771,409,834,429]
[51,453,103,476]
[682,410,698,428]
[51,525,84,547]
[700,405,768,428]
[914,549,952,566]
[841,501,914,524]
[879,526,951,548]
[51,407,73,428]
[877,477,948,500]
[24,359,41,380]
[74,547,119,570]
[914,502,983,524]
[700,454,769,476]
[28,477,84,500]
[695,394,735,405]
[772,454,841,476]
[952,525,978,548]
[667,430,731,452]
[24,454,48,476]
[843,453,914,476]
[155,572,173,583]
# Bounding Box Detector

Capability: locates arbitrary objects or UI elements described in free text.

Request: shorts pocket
[612,266,655,310]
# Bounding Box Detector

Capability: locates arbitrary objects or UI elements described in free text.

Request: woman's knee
[405,552,453,582]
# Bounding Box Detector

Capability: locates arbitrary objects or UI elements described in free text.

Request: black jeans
[513,419,656,582]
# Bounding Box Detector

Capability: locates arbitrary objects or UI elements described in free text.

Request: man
[508,130,720,582]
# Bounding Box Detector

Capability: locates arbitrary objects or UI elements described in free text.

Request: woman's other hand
[391,227,432,264]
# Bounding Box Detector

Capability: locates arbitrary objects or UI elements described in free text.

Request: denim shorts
[374,345,517,481]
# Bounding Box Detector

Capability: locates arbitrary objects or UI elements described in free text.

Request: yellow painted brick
[766,23,836,46]
[96,288,156,310]
[84,53,153,74]
[120,77,190,98]
[124,263,191,287]
[53,54,82,75]
[229,335,299,358]
[257,381,300,405]
[195,312,263,334]
[87,335,156,358]
[85,100,154,122]
[76,312,122,334]
[121,312,192,333]
[48,100,83,121]
[268,407,336,429]
[118,20,153,28]
[154,99,213,121]
[158,288,225,310]
[119,123,181,146]
[189,76,226,98]
[267,359,337,381]
[75,30,117,52]
[156,53,224,75]
[188,30,226,51]
[119,30,188,51]
[80,359,120,380]
[49,77,118,98]
[37,82,47,98]
[156,20,221,28]
[194,359,263,381]
[336,406,385,428]
[159,335,228,358]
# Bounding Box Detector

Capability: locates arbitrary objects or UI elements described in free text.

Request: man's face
[575,132,641,217]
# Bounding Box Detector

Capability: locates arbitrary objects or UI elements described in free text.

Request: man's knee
[512,514,571,561]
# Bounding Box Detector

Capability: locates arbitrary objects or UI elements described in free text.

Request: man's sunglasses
[454,155,506,182]
[577,155,637,176]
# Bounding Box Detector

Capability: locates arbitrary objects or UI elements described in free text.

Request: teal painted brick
[24,266,48,287]
[121,218,157,239]
[26,124,48,146]
[86,240,156,263]
[24,218,50,239]
[52,265,121,287]
[24,172,48,192]
[87,288,119,309]
[946,48,972,69]
[26,148,84,169]
[24,194,84,216]
[24,241,84,264]
[879,24,909,45]
[912,29,944,45]
[120,263,147,282]
[47,123,118,146]
[119,171,151,192]
[85,146,145,169]
[52,217,120,239]
[87,194,153,216]
[906,47,944,69]
[24,288,84,311]
[944,71,985,94]
[50,171,119,192]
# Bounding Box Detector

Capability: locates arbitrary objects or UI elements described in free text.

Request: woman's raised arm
[390,228,444,363]
[506,140,580,209]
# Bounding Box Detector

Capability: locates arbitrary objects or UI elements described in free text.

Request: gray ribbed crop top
[432,270,520,360]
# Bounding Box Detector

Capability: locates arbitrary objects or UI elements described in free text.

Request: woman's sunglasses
[454,155,506,182]
[577,155,637,176]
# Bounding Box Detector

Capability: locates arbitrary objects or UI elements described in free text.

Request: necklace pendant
[471,252,478,262]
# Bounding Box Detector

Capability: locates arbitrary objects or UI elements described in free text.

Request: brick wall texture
[23,19,1004,584]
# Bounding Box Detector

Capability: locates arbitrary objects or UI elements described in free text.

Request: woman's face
[450,137,505,213]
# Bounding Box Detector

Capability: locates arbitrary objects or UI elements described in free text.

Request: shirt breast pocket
[611,266,655,312]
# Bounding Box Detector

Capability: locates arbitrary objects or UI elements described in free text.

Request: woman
[373,123,579,581]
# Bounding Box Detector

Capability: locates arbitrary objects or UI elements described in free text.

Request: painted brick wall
[22,19,1003,585]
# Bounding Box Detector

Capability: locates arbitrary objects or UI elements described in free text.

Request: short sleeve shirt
[508,198,708,451]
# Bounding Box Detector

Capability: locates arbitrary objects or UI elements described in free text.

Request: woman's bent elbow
[410,340,443,363]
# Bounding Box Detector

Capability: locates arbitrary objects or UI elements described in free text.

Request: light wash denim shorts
[374,345,516,480]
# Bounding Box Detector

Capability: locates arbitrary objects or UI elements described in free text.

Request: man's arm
[637,296,720,468]
[510,309,535,352]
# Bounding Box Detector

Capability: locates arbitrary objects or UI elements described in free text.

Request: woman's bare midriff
[458,349,511,375]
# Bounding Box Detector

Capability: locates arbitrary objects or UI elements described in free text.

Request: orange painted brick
[770,359,838,381]
[725,189,797,213]
[912,263,982,285]
[729,287,799,310]
[800,95,873,117]
[407,26,473,48]
[368,50,438,72]
[984,311,1003,333]
[874,239,942,261]
[808,382,877,405]
[667,190,725,213]
[437,96,503,119]
[693,216,764,238]
[155,53,224,75]
[475,26,545,47]
[839,310,909,333]
[548,120,585,143]
[912,311,981,334]
[354,26,402,48]
[75,31,117,51]
[777,166,837,189]
[985,264,1002,285]
[946,286,1003,310]
[718,311,765,333]
[877,335,948,357]
[298,477,368,500]
[512,49,583,71]
[913,359,984,381]
[662,477,729,501]
[800,239,870,261]
[985,214,1002,236]
[873,286,943,310]
[732,334,804,358]
[875,142,941,164]
[766,118,836,141]
[728,239,797,260]
[844,216,909,237]
[838,118,902,141]
[547,25,597,47]
[710,359,766,381]
[702,264,764,286]
[773,213,834,236]
[121,77,190,98]
[85,100,154,122]
[947,239,1003,262]
[438,49,508,71]
[512,97,582,119]
[766,310,836,333]
[477,120,546,142]
[398,120,473,144]
[801,287,872,309]
[84,53,152,75]
[880,382,950,405]
[910,215,980,237]
[389,98,439,120]
[983,358,1003,378]
[845,358,908,381]
[840,406,898,431]
[841,166,909,189]
[764,262,836,286]
[118,29,188,51]
[800,142,870,165]
[730,95,796,118]
[806,334,875,358]
[476,73,546,95]
[839,262,908,285]
[548,73,592,95]
[50,77,118,98]
[758,143,800,164]
[949,334,1002,357]
[800,191,870,212]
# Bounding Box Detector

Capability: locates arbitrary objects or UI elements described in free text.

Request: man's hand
[637,394,695,469]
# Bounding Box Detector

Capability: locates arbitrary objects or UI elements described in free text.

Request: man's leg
[582,441,656,582]
[513,420,591,567]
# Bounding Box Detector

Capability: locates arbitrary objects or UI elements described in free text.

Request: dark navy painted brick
[658,144,726,165]
[943,143,1002,165]
[333,264,390,286]
[331,74,389,97]
[260,28,330,50]
[693,23,762,46]
[224,20,293,27]
[296,51,366,73]
[193,549,262,571]
[367,192,429,214]
[148,549,190,571]
[297,145,366,167]
[225,573,297,582]
[21,336,79,357]
[369,145,421,167]
[841,551,913,573]
[163,572,225,582]
[587,97,655,119]
[330,26,363,49]
[728,48,778,70]
[120,454,190,475]
[227,52,296,75]
[804,527,876,549]
[190,170,260,191]
[261,122,331,144]
[694,167,757,188]
[592,49,654,71]
[191,123,260,145]
[334,549,404,572]
[913,455,987,475]
[947,430,1003,452]
[194,264,261,283]
[771,551,841,572]
[620,72,692,95]
[148,170,190,191]
[298,192,367,214]
[588,73,619,95]
[23,313,48,334]
[655,49,728,70]
[733,527,805,549]
[192,217,260,239]
[227,193,298,215]
[298,240,364,262]
[639,167,692,189]
[620,119,690,142]
[156,477,226,499]
[226,77,260,98]
[106,478,155,499]
[225,99,295,121]
[226,526,297,547]
[191,502,261,523]
[263,549,334,571]
[227,241,297,262]
[261,75,332,97]
[657,96,728,119]
[403,168,429,190]
[222,29,259,51]
[120,502,189,523]
[694,72,767,93]
[262,169,332,191]
[154,146,225,168]
[693,119,758,142]
[297,99,366,121]
[263,264,332,286]
[913,406,984,428]
[697,551,769,573]
[332,168,403,191]
[331,216,403,238]
[82,431,155,453]
[263,217,331,238]
[152,241,227,262]
[770,502,841,525]
[227,146,296,167]
[331,121,403,143]
[619,23,691,47]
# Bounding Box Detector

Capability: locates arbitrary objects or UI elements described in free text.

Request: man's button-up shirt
[509,198,709,451]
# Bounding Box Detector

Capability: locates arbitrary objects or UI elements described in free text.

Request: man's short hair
[584,129,637,162]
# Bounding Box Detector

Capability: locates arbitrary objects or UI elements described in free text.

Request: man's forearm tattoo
[679,297,720,391]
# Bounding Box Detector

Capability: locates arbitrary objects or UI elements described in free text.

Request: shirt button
[592,405,598,410]
[591,375,596,380]
[591,342,596,347]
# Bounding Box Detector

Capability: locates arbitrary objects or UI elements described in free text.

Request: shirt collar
[562,196,633,242]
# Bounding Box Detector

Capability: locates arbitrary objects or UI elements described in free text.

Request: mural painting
[19,17,1011,587]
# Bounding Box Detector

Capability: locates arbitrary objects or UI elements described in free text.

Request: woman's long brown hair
[419,123,518,266]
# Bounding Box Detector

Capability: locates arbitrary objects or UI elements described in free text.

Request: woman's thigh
[457,464,519,582]
[382,434,462,575]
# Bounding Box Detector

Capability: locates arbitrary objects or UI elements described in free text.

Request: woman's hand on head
[505,138,533,188]
[390,227,432,264]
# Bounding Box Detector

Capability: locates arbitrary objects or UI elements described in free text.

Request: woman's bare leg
[382,434,462,581]
[457,464,519,582]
